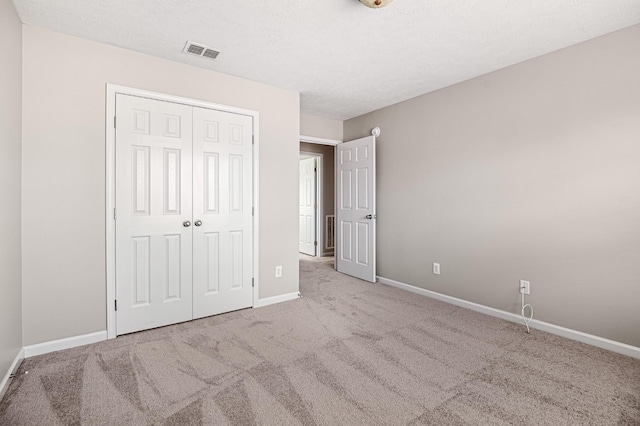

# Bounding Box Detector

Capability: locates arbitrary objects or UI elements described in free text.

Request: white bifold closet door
[115,94,253,335]
[192,107,253,319]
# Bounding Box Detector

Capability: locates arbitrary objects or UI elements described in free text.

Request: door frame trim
[300,135,341,146]
[105,84,260,339]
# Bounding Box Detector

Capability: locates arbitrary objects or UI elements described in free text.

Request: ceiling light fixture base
[360,0,394,9]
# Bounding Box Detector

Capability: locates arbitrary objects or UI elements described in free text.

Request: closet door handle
[183,221,191,227]
[195,220,202,227]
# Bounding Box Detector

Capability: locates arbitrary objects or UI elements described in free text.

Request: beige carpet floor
[1,255,639,425]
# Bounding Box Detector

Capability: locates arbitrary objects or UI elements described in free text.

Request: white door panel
[115,94,193,335]
[192,107,254,319]
[337,136,376,282]
[299,157,316,255]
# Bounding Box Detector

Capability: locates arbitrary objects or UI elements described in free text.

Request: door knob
[195,220,202,227]
[183,221,191,227]
[365,214,377,219]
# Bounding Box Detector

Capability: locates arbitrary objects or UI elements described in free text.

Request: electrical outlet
[520,280,530,295]
[275,266,283,278]
[433,263,440,275]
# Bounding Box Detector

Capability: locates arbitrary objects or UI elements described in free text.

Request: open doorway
[299,142,335,261]
[299,132,377,282]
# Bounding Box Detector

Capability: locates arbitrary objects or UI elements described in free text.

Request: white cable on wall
[521,292,533,333]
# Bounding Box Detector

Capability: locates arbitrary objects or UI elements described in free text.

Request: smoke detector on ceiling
[360,0,394,8]
[183,41,221,60]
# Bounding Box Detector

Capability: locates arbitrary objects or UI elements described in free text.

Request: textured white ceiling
[12,0,640,120]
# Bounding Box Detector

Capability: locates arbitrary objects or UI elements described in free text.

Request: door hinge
[252,206,254,216]
[252,278,254,288]
[114,300,117,311]
[252,135,255,145]
[114,116,116,128]
[314,241,318,246]
[113,208,117,220]
[314,167,317,172]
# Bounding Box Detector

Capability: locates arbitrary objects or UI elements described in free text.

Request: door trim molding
[105,84,260,339]
[300,135,342,146]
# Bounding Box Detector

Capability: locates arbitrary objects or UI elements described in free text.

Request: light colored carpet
[1,255,639,425]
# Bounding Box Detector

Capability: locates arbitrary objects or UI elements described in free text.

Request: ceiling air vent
[183,42,221,60]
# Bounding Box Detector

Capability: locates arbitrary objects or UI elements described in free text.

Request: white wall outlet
[275,266,283,278]
[433,263,440,275]
[520,280,530,295]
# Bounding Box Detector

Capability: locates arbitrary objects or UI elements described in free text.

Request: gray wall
[345,24,640,347]
[0,0,23,380]
[300,142,335,255]
[22,26,300,346]
[301,114,343,141]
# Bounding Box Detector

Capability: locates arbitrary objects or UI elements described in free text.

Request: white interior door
[336,135,376,282]
[115,94,194,334]
[115,94,254,334]
[299,157,317,255]
[192,107,254,319]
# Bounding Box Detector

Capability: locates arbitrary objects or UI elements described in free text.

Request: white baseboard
[254,291,301,308]
[0,348,25,401]
[23,331,108,358]
[377,276,640,360]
